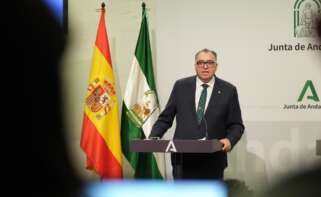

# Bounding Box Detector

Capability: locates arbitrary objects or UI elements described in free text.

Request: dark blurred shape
[5,0,83,196]
[317,17,321,39]
[257,164,321,197]
[224,179,253,197]
[317,140,321,156]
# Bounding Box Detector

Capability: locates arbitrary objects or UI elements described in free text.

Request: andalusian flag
[80,3,122,179]
[121,3,165,178]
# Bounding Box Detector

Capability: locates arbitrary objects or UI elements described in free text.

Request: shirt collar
[196,76,215,88]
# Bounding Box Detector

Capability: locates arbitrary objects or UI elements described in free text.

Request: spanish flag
[80,4,122,179]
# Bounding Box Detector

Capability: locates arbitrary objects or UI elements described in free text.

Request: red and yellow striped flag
[80,4,122,179]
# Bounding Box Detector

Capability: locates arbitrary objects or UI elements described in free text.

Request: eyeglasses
[196,60,217,67]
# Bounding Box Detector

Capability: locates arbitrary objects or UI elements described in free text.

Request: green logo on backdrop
[298,80,320,102]
[293,0,321,37]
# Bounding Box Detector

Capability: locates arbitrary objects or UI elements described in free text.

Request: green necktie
[196,84,209,124]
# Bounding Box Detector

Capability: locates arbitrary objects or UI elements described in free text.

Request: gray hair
[195,48,217,61]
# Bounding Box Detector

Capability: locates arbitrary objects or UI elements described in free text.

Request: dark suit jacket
[150,75,244,169]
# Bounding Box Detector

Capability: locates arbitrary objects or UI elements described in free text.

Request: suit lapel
[205,76,222,117]
[186,76,199,124]
[190,76,197,114]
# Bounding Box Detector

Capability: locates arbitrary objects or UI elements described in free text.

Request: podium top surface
[130,139,223,153]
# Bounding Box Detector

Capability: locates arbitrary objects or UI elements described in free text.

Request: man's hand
[219,138,231,152]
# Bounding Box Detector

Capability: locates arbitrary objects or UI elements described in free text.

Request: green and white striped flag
[121,3,165,179]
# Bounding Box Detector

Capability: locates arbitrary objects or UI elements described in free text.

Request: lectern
[130,139,223,179]
[130,139,222,153]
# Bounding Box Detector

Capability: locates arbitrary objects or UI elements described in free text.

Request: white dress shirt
[195,77,215,112]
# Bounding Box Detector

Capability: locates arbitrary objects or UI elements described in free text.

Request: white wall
[62,0,321,191]
[155,0,321,190]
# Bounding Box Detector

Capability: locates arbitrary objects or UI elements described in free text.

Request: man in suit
[149,48,244,180]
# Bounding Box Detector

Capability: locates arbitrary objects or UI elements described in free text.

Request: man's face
[195,52,217,83]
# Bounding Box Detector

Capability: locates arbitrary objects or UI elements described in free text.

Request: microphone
[149,136,160,140]
[203,116,208,140]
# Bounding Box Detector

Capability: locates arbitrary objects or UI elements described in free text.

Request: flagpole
[142,2,146,15]
[96,2,106,12]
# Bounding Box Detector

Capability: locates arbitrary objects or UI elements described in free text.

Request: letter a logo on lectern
[165,141,177,152]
